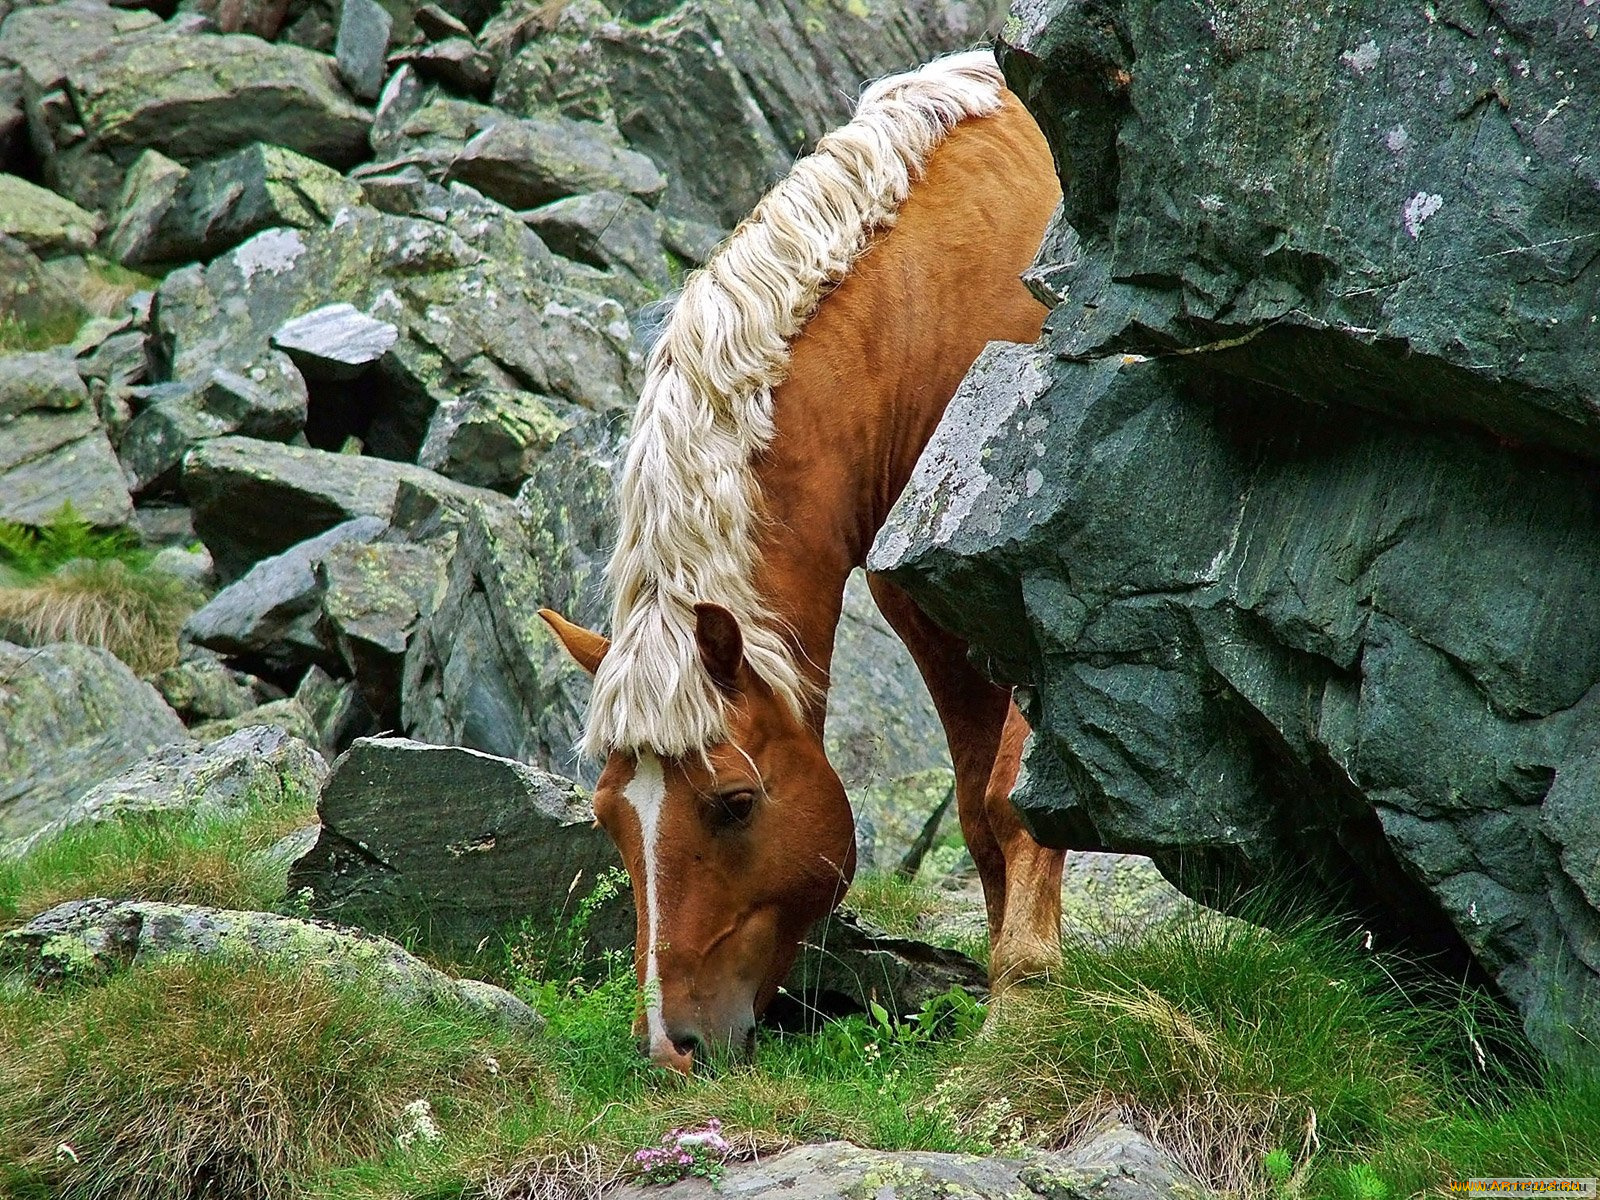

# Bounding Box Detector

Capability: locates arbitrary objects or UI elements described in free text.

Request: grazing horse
[539,50,1064,1072]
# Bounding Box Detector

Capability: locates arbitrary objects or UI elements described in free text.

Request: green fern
[0,504,145,583]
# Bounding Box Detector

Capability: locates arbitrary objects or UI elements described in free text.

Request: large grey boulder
[0,401,132,527]
[0,641,188,843]
[0,235,87,341]
[0,898,540,1033]
[445,112,665,210]
[25,31,371,211]
[872,1,1600,1063]
[401,420,616,777]
[9,726,325,856]
[287,737,631,958]
[416,387,579,493]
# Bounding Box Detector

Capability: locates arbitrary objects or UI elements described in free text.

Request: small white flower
[55,1144,79,1164]
[397,1098,443,1148]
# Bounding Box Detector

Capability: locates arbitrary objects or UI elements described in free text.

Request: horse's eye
[710,789,758,829]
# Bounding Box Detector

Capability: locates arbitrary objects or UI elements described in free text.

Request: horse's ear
[538,609,609,676]
[693,602,744,693]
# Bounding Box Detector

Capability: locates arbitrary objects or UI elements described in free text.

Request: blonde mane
[584,50,1007,759]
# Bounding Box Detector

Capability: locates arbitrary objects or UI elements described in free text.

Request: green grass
[1,800,1595,1200]
[0,309,85,352]
[0,504,205,675]
[841,869,948,938]
[0,782,316,930]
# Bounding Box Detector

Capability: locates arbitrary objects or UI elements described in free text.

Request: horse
[539,50,1064,1073]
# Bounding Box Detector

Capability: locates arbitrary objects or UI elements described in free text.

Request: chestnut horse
[540,51,1063,1072]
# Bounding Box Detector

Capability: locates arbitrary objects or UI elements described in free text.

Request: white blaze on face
[623,751,668,1049]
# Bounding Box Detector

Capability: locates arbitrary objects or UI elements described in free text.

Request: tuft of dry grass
[0,958,555,1200]
[0,558,202,675]
[938,910,1452,1195]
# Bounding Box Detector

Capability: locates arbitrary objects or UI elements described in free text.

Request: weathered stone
[294,662,376,757]
[334,0,390,101]
[155,207,637,464]
[416,387,577,492]
[874,0,1600,1060]
[401,420,615,777]
[0,68,24,171]
[119,365,308,494]
[0,641,187,844]
[445,113,666,211]
[112,143,362,269]
[496,0,1010,227]
[287,737,632,959]
[182,437,503,580]
[608,1131,1202,1200]
[398,37,495,98]
[271,302,399,381]
[11,726,325,854]
[0,234,87,342]
[413,4,471,41]
[829,570,951,792]
[785,908,987,1022]
[0,350,86,419]
[192,697,320,745]
[153,656,261,725]
[0,172,102,256]
[148,544,213,591]
[28,32,371,210]
[181,0,293,39]
[523,190,674,302]
[851,769,955,875]
[316,537,450,723]
[0,404,133,527]
[368,63,427,159]
[104,149,187,267]
[0,898,541,1033]
[184,516,388,670]
[0,1,161,88]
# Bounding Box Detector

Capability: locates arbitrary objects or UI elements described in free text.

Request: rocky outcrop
[873,1,1600,1062]
[0,642,188,843]
[0,897,540,1032]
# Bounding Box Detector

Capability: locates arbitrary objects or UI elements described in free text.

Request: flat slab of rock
[0,404,133,527]
[8,726,325,856]
[0,641,187,844]
[271,302,399,380]
[334,0,391,102]
[288,737,632,958]
[608,1129,1204,1200]
[0,898,540,1033]
[182,436,504,581]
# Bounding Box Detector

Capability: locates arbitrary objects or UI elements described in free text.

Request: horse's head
[539,603,855,1073]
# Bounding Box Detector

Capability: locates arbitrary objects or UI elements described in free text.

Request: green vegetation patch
[0,957,554,1200]
[3,801,1596,1199]
[0,505,205,675]
[0,782,315,930]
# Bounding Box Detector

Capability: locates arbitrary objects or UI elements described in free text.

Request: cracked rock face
[873,1,1600,1062]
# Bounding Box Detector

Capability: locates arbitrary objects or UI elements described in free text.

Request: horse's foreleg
[864,575,1063,993]
[983,705,1065,993]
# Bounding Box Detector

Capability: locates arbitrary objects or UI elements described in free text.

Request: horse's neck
[748,95,1060,728]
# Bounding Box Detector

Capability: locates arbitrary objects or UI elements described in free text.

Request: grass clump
[0,783,316,930]
[0,504,203,675]
[943,909,1467,1193]
[0,957,553,1200]
[0,309,86,351]
[843,869,948,938]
